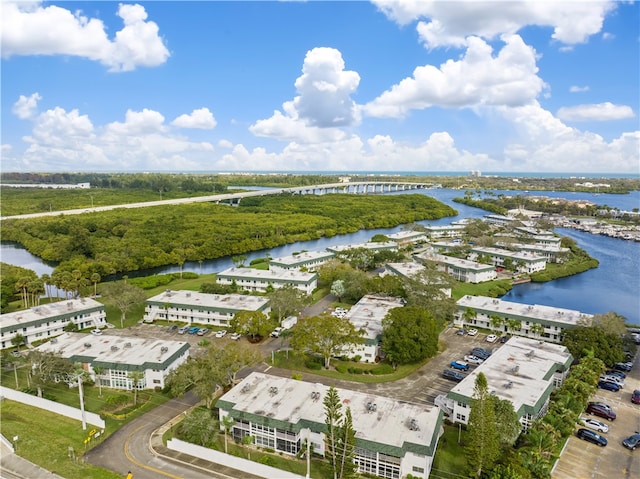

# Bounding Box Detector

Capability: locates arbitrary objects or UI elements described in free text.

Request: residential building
[422,224,466,239]
[344,295,406,362]
[215,267,317,295]
[386,230,428,246]
[415,252,497,283]
[268,251,335,272]
[0,298,106,349]
[37,332,190,390]
[326,241,398,254]
[455,295,594,342]
[381,262,452,298]
[468,246,546,273]
[495,241,570,263]
[483,214,518,226]
[217,372,443,479]
[442,337,573,431]
[143,290,271,327]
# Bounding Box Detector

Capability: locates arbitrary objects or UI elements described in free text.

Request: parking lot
[552,352,640,479]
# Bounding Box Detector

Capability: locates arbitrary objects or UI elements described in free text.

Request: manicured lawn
[452,279,512,300]
[0,400,122,479]
[432,423,469,476]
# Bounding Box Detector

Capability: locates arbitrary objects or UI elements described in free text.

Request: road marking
[125,425,183,479]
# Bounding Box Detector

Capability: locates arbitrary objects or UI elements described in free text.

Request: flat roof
[347,295,405,340]
[456,295,593,326]
[326,241,397,252]
[219,372,441,455]
[269,250,335,267]
[384,262,425,279]
[416,253,495,272]
[37,332,190,369]
[470,246,546,262]
[423,224,465,232]
[386,231,426,241]
[146,290,270,311]
[449,336,572,414]
[0,298,104,330]
[217,267,317,283]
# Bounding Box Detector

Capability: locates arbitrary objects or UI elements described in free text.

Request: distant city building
[2,182,90,189]
[455,295,593,342]
[37,332,190,390]
[217,372,443,479]
[143,290,271,327]
[415,252,497,283]
[468,246,546,273]
[215,267,317,295]
[268,251,335,272]
[441,337,573,431]
[0,298,106,349]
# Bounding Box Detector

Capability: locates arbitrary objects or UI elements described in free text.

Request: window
[456,413,467,421]
[412,466,425,474]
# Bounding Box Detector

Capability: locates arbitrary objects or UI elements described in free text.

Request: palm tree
[462,307,477,327]
[41,273,52,303]
[129,371,145,405]
[93,366,105,397]
[15,276,31,308]
[530,323,544,339]
[489,314,504,333]
[222,415,235,454]
[90,273,101,297]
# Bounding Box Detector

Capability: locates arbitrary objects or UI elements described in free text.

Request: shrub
[335,364,348,374]
[291,373,303,380]
[305,360,322,370]
[258,455,276,466]
[371,363,394,375]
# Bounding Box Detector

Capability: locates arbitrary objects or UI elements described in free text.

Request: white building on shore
[217,372,443,479]
[37,332,190,390]
[143,290,271,327]
[268,251,335,272]
[468,246,546,274]
[415,252,497,283]
[0,298,107,349]
[216,267,317,295]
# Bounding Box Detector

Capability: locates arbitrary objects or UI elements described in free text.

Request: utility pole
[306,429,311,479]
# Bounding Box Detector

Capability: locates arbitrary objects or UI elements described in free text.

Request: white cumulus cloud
[373,0,615,48]
[364,34,545,118]
[1,1,169,72]
[569,86,590,93]
[557,102,635,122]
[172,108,217,129]
[12,93,42,120]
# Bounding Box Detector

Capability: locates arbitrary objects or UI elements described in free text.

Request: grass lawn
[432,423,469,477]
[0,399,122,479]
[452,278,513,300]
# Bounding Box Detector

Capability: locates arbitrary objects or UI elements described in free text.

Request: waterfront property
[421,224,466,239]
[455,295,594,343]
[143,290,271,327]
[0,298,107,349]
[415,251,497,283]
[495,241,570,263]
[468,246,546,274]
[344,294,406,362]
[381,262,452,297]
[215,267,318,295]
[326,241,398,254]
[439,337,573,431]
[217,372,443,479]
[268,250,335,272]
[37,332,190,390]
[385,230,428,246]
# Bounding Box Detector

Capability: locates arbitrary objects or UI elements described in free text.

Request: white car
[271,327,284,338]
[485,334,498,343]
[464,355,484,365]
[215,330,227,338]
[90,329,103,336]
[230,332,242,341]
[467,329,478,336]
[599,374,625,388]
[580,417,609,433]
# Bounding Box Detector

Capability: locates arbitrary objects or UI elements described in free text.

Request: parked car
[271,327,284,338]
[230,332,242,341]
[586,402,616,421]
[442,370,465,382]
[631,390,640,405]
[579,417,609,433]
[456,328,468,336]
[605,369,626,379]
[166,325,178,333]
[451,360,469,371]
[499,335,509,343]
[471,347,492,360]
[614,362,633,372]
[467,328,478,336]
[178,326,189,334]
[597,380,621,392]
[576,428,607,447]
[485,334,498,343]
[464,355,484,365]
[188,326,200,334]
[215,329,227,338]
[622,433,640,450]
[91,329,103,336]
[197,328,209,336]
[599,374,625,388]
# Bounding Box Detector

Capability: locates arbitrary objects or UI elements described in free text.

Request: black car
[622,433,640,450]
[576,428,607,447]
[605,369,626,379]
[166,325,178,333]
[471,347,492,360]
[499,335,509,343]
[442,370,465,382]
[586,402,616,421]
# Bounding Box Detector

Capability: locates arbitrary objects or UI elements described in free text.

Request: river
[1,188,639,324]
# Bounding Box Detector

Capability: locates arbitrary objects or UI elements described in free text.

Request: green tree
[230,310,275,341]
[93,365,105,397]
[382,306,439,367]
[90,273,101,297]
[267,285,308,323]
[562,326,625,365]
[290,315,365,369]
[100,281,147,328]
[489,314,504,333]
[181,407,218,447]
[129,370,144,405]
[330,280,346,302]
[465,372,500,478]
[336,407,357,479]
[11,334,25,350]
[324,386,357,479]
[492,397,521,447]
[26,350,74,398]
[222,414,235,454]
[588,311,628,337]
[401,265,456,325]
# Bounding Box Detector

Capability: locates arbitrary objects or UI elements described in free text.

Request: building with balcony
[468,246,546,274]
[268,251,335,272]
[415,252,497,283]
[215,267,317,295]
[217,372,443,479]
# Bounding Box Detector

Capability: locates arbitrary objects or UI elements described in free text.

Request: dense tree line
[2,194,455,278]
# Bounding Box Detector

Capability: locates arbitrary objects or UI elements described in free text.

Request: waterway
[1,188,638,324]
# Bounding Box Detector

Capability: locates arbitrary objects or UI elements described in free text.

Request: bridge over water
[1,181,437,220]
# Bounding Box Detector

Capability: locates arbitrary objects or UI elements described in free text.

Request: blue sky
[2,1,639,174]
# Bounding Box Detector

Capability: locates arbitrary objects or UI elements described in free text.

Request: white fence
[167,438,306,479]
[0,386,105,429]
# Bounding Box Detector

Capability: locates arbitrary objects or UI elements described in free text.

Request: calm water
[1,189,638,324]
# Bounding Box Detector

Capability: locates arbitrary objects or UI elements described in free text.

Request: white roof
[347,295,405,341]
[269,250,335,266]
[146,290,269,311]
[0,298,104,330]
[217,267,316,282]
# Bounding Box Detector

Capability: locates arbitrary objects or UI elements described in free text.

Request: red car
[586,402,616,421]
[632,390,640,405]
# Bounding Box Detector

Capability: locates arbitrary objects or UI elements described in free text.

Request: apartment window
[456,413,467,421]
[412,466,425,474]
